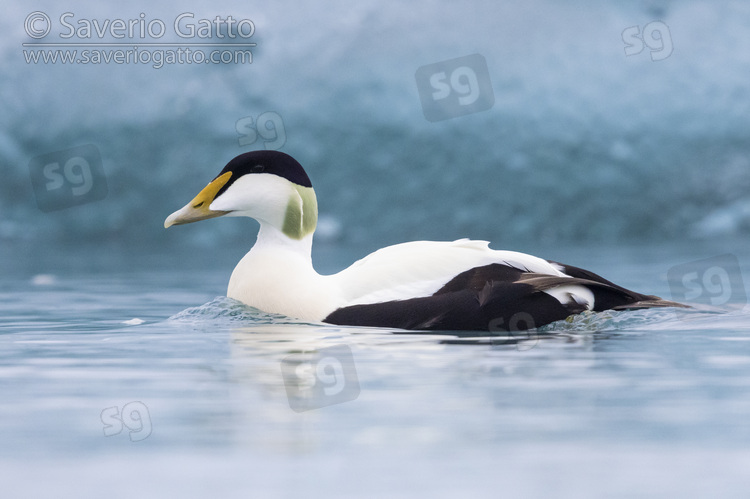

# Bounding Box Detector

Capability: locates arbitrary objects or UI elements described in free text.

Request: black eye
[251,164,265,173]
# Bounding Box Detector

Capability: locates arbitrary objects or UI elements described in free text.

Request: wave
[168,296,299,325]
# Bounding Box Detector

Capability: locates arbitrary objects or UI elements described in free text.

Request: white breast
[228,247,344,321]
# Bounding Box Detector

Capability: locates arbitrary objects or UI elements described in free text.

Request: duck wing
[330,239,567,306]
[324,262,684,331]
[545,260,687,310]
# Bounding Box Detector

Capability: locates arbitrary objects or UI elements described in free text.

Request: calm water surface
[1,240,749,498]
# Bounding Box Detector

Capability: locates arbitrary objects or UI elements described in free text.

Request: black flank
[324,263,683,332]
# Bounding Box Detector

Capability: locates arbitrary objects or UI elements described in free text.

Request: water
[3,0,750,496]
[2,239,749,498]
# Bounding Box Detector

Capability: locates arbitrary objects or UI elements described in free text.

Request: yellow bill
[164,171,233,228]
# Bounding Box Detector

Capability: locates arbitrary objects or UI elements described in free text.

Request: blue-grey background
[3,2,750,499]
[3,0,749,258]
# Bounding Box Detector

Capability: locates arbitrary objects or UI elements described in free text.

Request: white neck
[252,220,314,262]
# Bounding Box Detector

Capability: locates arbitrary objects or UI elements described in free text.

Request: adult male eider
[165,150,683,331]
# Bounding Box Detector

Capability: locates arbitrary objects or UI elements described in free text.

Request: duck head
[164,150,318,240]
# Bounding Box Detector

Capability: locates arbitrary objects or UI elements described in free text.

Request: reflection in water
[219,316,605,454]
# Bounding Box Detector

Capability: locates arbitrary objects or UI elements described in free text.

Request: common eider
[165,150,683,332]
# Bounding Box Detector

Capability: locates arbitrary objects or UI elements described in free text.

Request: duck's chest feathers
[227,248,340,321]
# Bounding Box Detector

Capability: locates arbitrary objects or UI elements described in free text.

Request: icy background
[2,0,749,253]
[3,3,750,498]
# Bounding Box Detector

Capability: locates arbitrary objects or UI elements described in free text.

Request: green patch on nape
[281,186,318,239]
